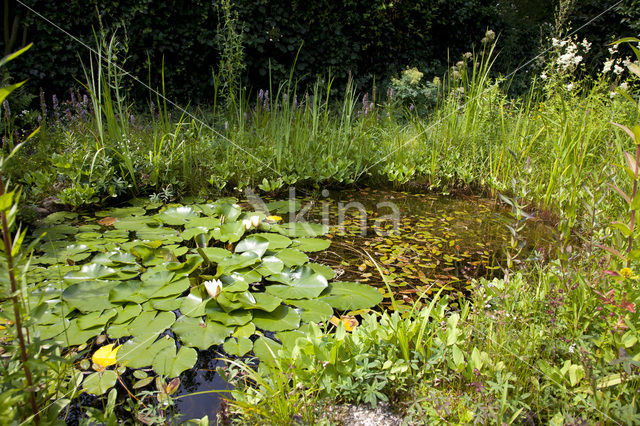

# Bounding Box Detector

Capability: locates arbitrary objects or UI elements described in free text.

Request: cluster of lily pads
[17,199,382,395]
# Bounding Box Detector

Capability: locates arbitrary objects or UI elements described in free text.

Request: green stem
[627,142,640,267]
[0,176,39,423]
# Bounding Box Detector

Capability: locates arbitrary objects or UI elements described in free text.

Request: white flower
[242,215,261,230]
[581,38,591,52]
[203,279,223,299]
[620,81,629,91]
[610,91,617,98]
[566,82,574,92]
[614,64,625,75]
[603,59,614,73]
[540,72,548,80]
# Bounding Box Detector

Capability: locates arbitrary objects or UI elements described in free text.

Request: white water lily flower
[203,279,223,299]
[242,215,261,230]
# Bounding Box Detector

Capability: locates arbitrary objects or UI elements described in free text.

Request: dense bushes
[3,0,640,103]
[0,0,532,102]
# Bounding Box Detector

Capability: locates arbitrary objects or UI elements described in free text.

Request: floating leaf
[64,264,118,282]
[223,337,253,356]
[127,311,176,339]
[216,253,260,276]
[291,238,331,252]
[157,206,199,226]
[252,305,300,332]
[83,371,117,395]
[276,248,309,267]
[287,299,333,322]
[267,266,328,299]
[118,335,175,369]
[63,281,118,312]
[273,222,328,237]
[152,345,197,378]
[253,233,292,249]
[235,235,269,258]
[171,316,234,349]
[321,282,383,310]
[77,309,118,330]
[212,222,245,243]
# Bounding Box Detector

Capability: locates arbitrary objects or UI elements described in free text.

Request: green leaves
[321,282,383,310]
[171,316,234,349]
[253,306,301,331]
[152,345,198,378]
[266,266,328,299]
[83,371,117,396]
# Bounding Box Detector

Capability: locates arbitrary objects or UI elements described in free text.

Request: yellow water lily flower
[266,215,282,222]
[204,279,223,299]
[92,343,121,370]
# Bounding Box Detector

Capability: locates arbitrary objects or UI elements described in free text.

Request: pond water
[173,188,552,421]
[23,188,552,423]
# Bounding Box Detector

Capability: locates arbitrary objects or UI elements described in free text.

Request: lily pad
[63,281,118,312]
[223,336,253,356]
[235,235,269,258]
[291,238,331,252]
[253,233,292,250]
[276,248,309,267]
[286,299,333,322]
[171,316,234,349]
[157,206,199,226]
[83,371,117,395]
[321,282,383,310]
[252,305,300,332]
[152,345,198,378]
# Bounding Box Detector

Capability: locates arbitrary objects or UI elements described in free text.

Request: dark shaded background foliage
[1,0,639,103]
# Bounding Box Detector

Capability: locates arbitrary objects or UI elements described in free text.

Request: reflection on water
[175,350,231,422]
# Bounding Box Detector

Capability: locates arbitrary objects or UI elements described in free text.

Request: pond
[20,188,552,423]
[172,188,552,421]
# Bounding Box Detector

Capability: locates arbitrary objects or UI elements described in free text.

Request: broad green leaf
[152,345,198,378]
[63,281,118,312]
[206,301,253,326]
[235,235,269,258]
[216,253,260,276]
[256,256,285,276]
[253,305,300,332]
[253,233,292,249]
[127,311,176,339]
[286,299,333,322]
[212,221,245,243]
[118,335,175,369]
[83,371,117,396]
[321,282,383,310]
[198,247,232,264]
[275,248,309,267]
[291,238,331,252]
[252,336,282,367]
[157,206,199,225]
[172,316,234,349]
[267,266,328,299]
[273,222,328,237]
[64,264,118,282]
[77,309,118,330]
[223,337,253,356]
